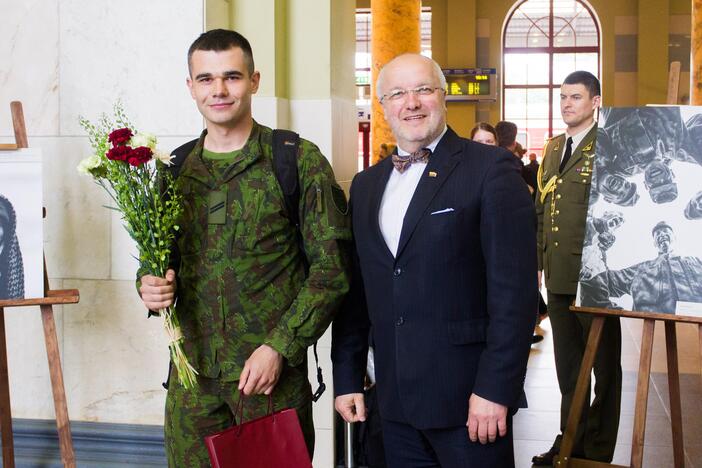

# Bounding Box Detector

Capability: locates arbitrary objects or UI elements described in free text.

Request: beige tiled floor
[515,317,702,467]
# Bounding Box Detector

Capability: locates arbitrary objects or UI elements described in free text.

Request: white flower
[77,154,103,175]
[153,149,175,166]
[129,132,158,150]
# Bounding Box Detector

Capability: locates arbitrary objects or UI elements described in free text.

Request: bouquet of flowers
[78,103,197,388]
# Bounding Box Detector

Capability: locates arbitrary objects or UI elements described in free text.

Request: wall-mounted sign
[442,68,497,102]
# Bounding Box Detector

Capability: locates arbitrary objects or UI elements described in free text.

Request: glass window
[503,0,600,156]
[504,53,550,85]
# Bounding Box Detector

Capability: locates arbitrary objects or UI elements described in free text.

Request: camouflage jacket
[162,122,351,380]
[599,253,702,313]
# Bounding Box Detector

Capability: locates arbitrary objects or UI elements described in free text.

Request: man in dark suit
[331,53,537,468]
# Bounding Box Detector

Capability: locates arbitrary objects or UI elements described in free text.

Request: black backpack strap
[271,129,325,401]
[272,129,301,228]
[169,137,199,179]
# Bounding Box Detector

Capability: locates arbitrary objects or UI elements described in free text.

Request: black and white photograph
[576,106,702,318]
[0,150,44,301]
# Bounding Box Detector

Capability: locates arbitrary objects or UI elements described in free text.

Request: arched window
[503,0,600,156]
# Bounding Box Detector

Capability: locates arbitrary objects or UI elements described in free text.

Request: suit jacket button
[394,268,402,277]
[396,317,404,326]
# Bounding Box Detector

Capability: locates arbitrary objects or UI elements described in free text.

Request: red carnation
[108,127,134,146]
[127,146,153,167]
[106,145,131,161]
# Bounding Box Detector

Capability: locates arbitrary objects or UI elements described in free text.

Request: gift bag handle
[234,394,275,436]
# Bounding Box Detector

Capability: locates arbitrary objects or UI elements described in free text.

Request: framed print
[576,106,702,319]
[0,149,43,300]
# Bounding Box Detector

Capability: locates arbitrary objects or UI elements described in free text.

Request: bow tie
[392,148,431,173]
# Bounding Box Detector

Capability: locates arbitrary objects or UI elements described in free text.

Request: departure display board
[442,68,497,102]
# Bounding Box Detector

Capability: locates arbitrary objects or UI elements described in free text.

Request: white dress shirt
[561,121,596,163]
[379,127,447,257]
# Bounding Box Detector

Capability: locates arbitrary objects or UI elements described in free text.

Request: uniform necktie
[559,137,573,173]
[392,148,431,173]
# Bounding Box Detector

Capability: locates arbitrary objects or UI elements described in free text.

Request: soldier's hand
[598,232,616,251]
[335,393,366,423]
[238,344,284,396]
[140,269,176,310]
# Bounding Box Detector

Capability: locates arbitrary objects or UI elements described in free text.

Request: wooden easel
[0,102,79,468]
[555,63,701,468]
[554,308,699,468]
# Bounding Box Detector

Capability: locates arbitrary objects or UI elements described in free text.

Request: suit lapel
[395,128,461,259]
[368,157,395,259]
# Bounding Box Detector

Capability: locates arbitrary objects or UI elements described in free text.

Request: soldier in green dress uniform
[532,71,622,466]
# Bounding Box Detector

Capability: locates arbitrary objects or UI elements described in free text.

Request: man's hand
[238,344,284,396]
[335,393,366,423]
[466,393,508,444]
[140,269,177,310]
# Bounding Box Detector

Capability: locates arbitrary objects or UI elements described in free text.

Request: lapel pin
[428,171,438,178]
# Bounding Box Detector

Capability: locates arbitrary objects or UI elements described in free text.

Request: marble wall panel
[61,279,168,425]
[6,303,63,419]
[0,0,59,137]
[58,0,204,137]
[37,136,112,280]
[313,427,334,468]
[331,96,359,187]
[252,96,291,130]
[289,99,333,161]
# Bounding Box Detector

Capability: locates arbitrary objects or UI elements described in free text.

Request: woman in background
[470,122,498,146]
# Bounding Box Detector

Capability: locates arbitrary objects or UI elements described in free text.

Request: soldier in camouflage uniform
[139,29,351,467]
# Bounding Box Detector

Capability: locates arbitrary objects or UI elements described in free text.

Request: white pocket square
[430,208,454,215]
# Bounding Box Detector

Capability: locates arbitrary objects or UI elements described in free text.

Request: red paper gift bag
[205,396,312,468]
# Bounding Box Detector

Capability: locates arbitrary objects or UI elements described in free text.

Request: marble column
[370,0,421,164]
[692,0,702,104]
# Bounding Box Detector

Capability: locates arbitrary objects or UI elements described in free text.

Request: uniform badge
[208,189,227,225]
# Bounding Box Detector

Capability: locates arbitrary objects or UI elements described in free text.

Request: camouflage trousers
[164,369,315,467]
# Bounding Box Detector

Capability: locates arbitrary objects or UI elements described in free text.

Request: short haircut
[187,29,255,76]
[470,122,497,140]
[563,71,601,98]
[495,121,518,148]
[376,54,447,98]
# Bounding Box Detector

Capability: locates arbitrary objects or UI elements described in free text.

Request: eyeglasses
[379,86,445,103]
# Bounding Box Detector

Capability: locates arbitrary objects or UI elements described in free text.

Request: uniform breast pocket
[568,177,592,204]
[231,194,292,253]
